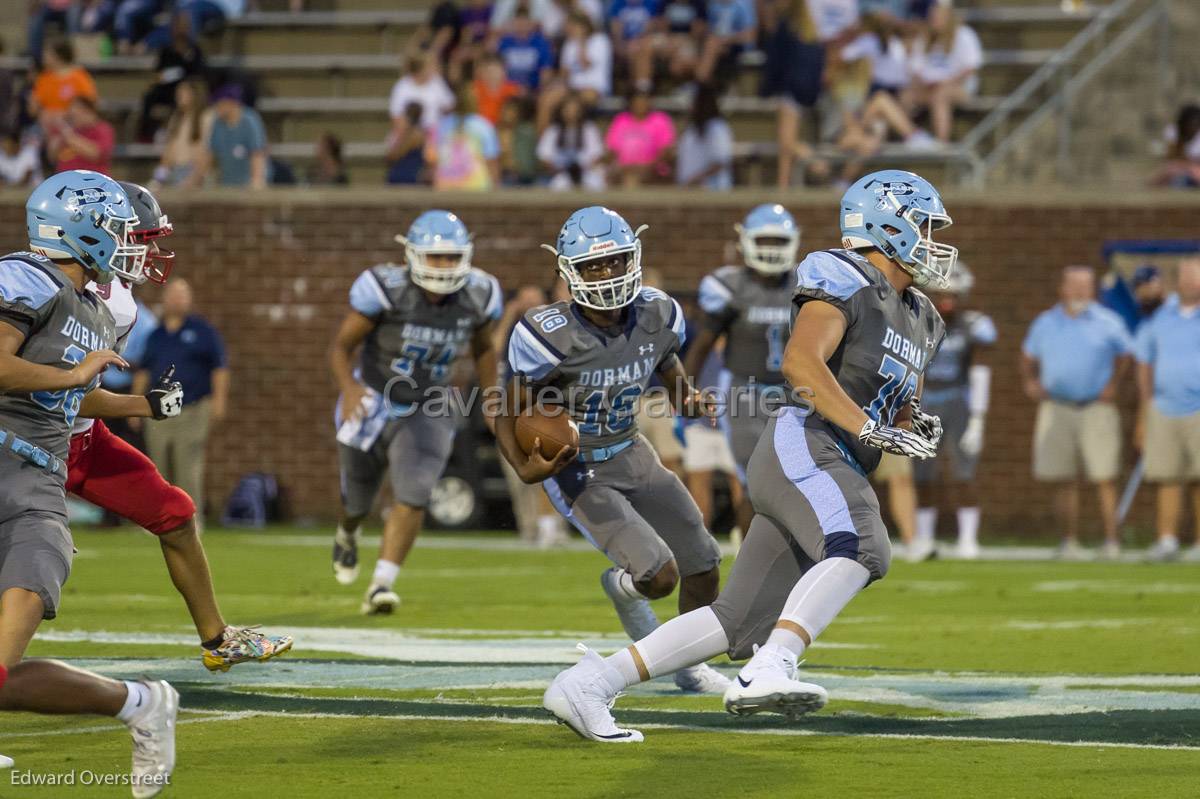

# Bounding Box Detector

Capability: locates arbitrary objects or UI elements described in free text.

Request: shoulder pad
[794,250,874,303]
[464,268,503,321]
[0,255,67,311]
[634,287,686,346]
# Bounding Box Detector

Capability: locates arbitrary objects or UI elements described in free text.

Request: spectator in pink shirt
[604,88,675,188]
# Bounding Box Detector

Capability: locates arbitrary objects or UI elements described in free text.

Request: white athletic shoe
[674,662,732,694]
[906,538,937,563]
[332,528,359,585]
[0,753,13,769]
[1147,537,1181,562]
[361,585,400,615]
[1182,545,1200,562]
[127,680,178,799]
[956,538,981,560]
[724,644,828,720]
[1055,539,1090,561]
[600,567,659,640]
[1098,540,1121,561]
[543,646,643,743]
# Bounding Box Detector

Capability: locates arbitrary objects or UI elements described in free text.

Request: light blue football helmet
[394,209,473,294]
[736,203,800,274]
[26,169,145,284]
[840,169,958,289]
[543,206,645,310]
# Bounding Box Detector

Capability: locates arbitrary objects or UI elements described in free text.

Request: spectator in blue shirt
[1135,259,1200,561]
[496,8,554,92]
[188,83,268,189]
[134,278,230,513]
[1021,265,1133,559]
[608,0,665,91]
[696,0,756,84]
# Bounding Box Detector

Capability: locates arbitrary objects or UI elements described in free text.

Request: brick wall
[3,189,1197,539]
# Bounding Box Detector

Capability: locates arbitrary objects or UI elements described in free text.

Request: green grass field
[3,527,1199,798]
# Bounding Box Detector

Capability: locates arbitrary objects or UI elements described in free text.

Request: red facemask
[130,221,175,284]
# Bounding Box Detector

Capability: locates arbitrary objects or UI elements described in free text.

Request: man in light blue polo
[1021,265,1133,559]
[1135,258,1200,562]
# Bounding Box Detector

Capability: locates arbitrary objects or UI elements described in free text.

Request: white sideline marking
[0,712,250,740]
[5,709,1197,752]
[1034,580,1200,594]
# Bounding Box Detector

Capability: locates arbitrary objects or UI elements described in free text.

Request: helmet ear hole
[80,235,100,245]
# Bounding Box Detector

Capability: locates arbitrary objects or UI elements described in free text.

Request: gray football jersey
[923,310,996,392]
[791,249,946,474]
[348,264,502,405]
[0,253,117,459]
[507,288,688,449]
[697,265,793,385]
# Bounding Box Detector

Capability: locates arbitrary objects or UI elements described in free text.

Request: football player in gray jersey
[0,170,177,793]
[542,170,954,742]
[685,203,800,535]
[330,210,501,615]
[913,263,996,560]
[496,206,729,715]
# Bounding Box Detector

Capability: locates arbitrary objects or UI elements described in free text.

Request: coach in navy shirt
[134,278,230,514]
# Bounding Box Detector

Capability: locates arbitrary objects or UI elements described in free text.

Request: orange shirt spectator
[31,40,98,116]
[471,55,521,125]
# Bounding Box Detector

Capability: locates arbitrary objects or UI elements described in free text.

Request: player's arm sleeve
[477,272,504,326]
[791,251,871,324]
[507,317,565,385]
[348,269,392,318]
[970,313,998,346]
[664,296,687,356]
[697,273,736,333]
[0,260,63,337]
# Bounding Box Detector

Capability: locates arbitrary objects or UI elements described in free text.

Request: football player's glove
[909,398,943,448]
[858,418,938,459]
[960,414,985,457]
[147,364,184,420]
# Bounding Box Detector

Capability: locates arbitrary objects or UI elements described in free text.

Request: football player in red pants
[70,182,292,672]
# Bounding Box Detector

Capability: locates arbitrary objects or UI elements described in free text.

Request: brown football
[515,405,579,459]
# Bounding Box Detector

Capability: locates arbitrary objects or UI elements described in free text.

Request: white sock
[771,558,871,657]
[605,648,641,690]
[336,524,360,546]
[371,559,400,590]
[916,508,937,542]
[765,626,808,654]
[116,681,151,723]
[536,515,560,539]
[610,569,644,602]
[957,507,980,546]
[607,607,730,686]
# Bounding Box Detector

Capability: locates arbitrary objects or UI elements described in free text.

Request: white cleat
[1146,538,1181,562]
[0,753,13,769]
[361,586,400,615]
[724,644,828,721]
[543,646,643,743]
[674,662,732,694]
[1055,539,1090,561]
[332,528,360,585]
[905,538,937,563]
[127,680,178,799]
[1098,541,1121,561]
[956,539,981,560]
[600,567,659,640]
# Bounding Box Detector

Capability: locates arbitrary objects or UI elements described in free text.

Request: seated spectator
[472,53,522,126]
[425,83,500,190]
[537,10,612,129]
[538,93,605,190]
[0,129,41,186]
[152,78,213,187]
[27,0,76,68]
[386,101,428,184]
[308,132,349,185]
[29,39,98,124]
[907,0,982,142]
[418,0,463,64]
[45,96,115,174]
[604,87,675,187]
[138,12,206,142]
[177,0,246,39]
[608,0,665,92]
[695,0,756,86]
[653,0,707,82]
[188,83,268,189]
[1150,104,1200,189]
[447,0,495,84]
[492,0,604,41]
[675,83,733,190]
[389,51,456,133]
[497,96,539,185]
[114,0,165,55]
[496,6,555,93]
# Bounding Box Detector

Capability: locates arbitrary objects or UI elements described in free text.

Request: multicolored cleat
[202,625,294,673]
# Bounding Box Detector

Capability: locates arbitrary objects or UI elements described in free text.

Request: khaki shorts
[637,392,684,464]
[683,424,738,474]
[1144,406,1200,481]
[1033,400,1121,482]
[872,452,912,482]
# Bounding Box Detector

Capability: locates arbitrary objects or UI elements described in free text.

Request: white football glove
[959,414,985,457]
[909,398,943,448]
[858,418,938,459]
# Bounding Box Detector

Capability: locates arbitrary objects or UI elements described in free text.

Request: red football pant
[67,420,196,535]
